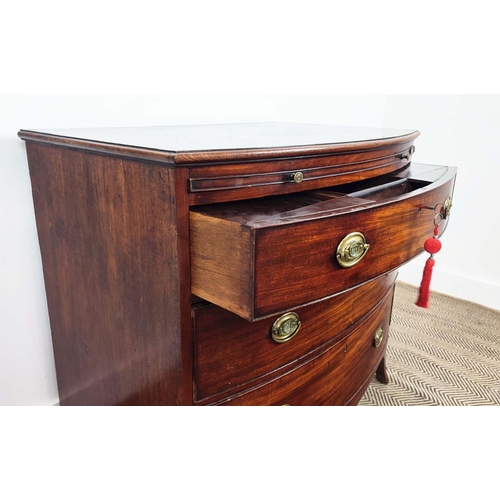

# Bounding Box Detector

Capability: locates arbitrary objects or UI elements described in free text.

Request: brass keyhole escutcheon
[373,327,384,348]
[443,196,452,220]
[336,232,370,268]
[271,312,301,343]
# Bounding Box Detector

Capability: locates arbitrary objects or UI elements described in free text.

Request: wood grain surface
[187,140,416,204]
[190,164,456,320]
[214,287,394,406]
[19,123,419,164]
[26,142,192,405]
[19,123,456,406]
[193,273,397,403]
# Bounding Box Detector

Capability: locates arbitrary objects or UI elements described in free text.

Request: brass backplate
[336,232,370,268]
[271,312,301,343]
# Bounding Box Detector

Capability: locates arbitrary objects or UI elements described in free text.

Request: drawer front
[193,273,396,403]
[213,287,394,406]
[191,163,456,320]
[188,140,416,205]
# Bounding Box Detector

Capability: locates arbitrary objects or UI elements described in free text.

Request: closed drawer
[212,285,394,406]
[193,273,396,403]
[190,163,456,321]
[188,140,416,205]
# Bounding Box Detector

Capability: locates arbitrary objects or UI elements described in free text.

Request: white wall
[384,95,500,311]
[0,95,385,406]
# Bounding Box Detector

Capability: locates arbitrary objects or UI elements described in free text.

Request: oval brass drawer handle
[373,327,384,348]
[271,312,301,343]
[336,232,370,268]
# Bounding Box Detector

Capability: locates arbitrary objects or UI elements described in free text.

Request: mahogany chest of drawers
[19,123,456,405]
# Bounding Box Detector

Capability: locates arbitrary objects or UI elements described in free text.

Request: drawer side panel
[190,212,253,319]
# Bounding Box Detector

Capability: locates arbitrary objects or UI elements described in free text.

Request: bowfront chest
[19,123,456,405]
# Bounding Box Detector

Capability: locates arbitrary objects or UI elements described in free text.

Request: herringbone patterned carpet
[358,282,500,406]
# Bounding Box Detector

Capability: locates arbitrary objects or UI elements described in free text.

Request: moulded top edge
[18,122,420,165]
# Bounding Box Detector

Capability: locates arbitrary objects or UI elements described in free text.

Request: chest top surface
[18,122,419,164]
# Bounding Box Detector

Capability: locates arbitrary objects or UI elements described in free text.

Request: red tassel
[415,256,435,308]
[415,205,446,308]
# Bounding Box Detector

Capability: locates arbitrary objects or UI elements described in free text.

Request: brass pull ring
[336,232,370,268]
[373,327,384,348]
[419,196,452,220]
[271,312,301,343]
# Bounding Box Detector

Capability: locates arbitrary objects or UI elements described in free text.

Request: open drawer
[190,163,457,321]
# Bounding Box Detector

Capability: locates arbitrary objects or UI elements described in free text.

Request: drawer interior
[329,176,428,201]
